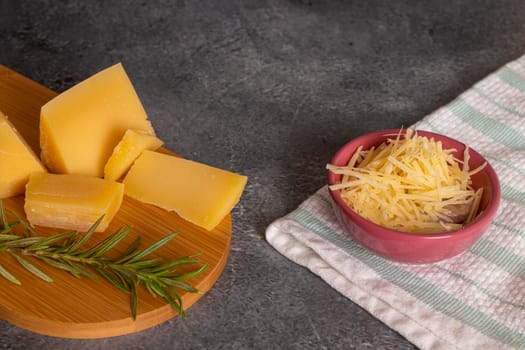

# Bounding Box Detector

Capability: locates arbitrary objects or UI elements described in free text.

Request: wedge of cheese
[123,150,247,230]
[25,172,124,232]
[0,111,46,198]
[40,63,155,177]
[104,129,164,181]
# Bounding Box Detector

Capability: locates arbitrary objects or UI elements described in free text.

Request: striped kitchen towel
[266,54,525,350]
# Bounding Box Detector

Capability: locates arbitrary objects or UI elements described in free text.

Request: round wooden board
[0,65,231,338]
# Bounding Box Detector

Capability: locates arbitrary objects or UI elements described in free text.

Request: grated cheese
[327,129,486,233]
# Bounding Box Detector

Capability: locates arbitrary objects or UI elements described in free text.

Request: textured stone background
[1,1,525,349]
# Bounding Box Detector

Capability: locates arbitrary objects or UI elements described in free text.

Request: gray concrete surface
[1,1,524,349]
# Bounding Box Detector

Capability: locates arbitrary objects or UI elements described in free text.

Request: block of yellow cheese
[123,150,247,230]
[0,111,45,198]
[25,172,124,232]
[40,63,155,177]
[104,129,164,181]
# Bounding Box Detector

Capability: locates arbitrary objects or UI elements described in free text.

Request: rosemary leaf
[65,216,103,253]
[0,262,21,285]
[65,261,99,279]
[12,254,53,282]
[170,263,209,281]
[40,256,79,275]
[92,226,132,258]
[117,236,141,261]
[127,233,177,264]
[144,279,157,297]
[92,266,129,293]
[0,234,20,241]
[25,231,77,251]
[77,226,128,258]
[5,237,44,248]
[125,258,163,269]
[8,210,36,236]
[0,201,9,231]
[145,255,203,275]
[160,278,200,293]
[150,281,184,318]
[110,268,132,292]
[130,280,138,320]
[169,287,186,319]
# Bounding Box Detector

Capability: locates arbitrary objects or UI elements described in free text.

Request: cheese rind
[104,129,164,181]
[0,112,45,198]
[24,172,124,232]
[40,63,155,177]
[123,150,247,230]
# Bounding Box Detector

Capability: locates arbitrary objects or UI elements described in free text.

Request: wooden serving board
[0,65,231,338]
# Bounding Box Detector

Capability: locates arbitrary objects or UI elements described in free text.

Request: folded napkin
[266,54,525,350]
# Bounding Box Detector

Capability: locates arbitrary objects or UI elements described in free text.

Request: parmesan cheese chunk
[40,63,155,177]
[0,111,46,198]
[25,172,124,232]
[104,129,164,181]
[123,151,247,231]
[327,130,485,233]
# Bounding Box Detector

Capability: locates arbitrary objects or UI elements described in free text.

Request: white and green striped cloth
[266,54,525,350]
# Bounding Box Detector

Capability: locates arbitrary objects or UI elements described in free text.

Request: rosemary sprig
[0,201,207,320]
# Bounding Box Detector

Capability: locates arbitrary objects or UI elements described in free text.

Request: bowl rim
[327,128,501,239]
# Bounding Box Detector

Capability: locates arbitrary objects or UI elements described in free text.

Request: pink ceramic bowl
[327,129,501,264]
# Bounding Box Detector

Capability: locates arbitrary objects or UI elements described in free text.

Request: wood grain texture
[0,65,231,338]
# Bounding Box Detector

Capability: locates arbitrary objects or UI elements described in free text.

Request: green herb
[0,201,207,320]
